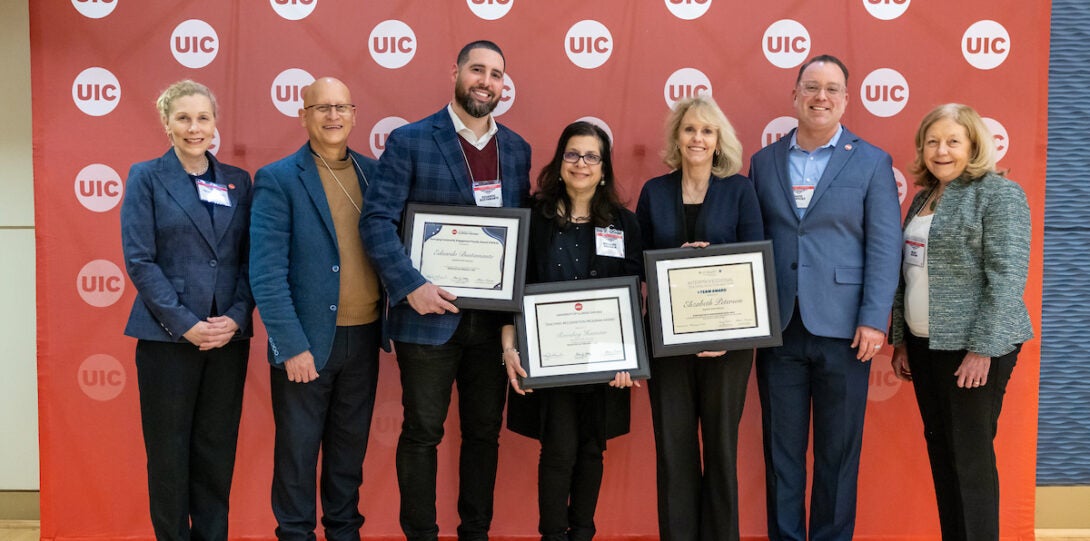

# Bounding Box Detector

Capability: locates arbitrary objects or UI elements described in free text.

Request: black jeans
[270,323,381,541]
[394,310,507,541]
[906,333,1019,541]
[135,338,249,541]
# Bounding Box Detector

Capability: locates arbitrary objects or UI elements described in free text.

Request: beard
[455,82,499,118]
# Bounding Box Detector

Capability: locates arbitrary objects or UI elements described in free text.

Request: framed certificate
[515,276,649,390]
[644,241,782,357]
[403,203,531,312]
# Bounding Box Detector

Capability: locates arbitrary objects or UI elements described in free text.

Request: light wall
[2,0,1088,530]
[0,0,39,492]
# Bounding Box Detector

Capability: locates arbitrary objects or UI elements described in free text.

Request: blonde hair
[663,96,743,178]
[155,79,218,122]
[910,103,998,187]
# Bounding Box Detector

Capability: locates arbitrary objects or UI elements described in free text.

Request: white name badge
[196,179,231,207]
[473,179,502,207]
[904,238,926,267]
[595,226,625,258]
[793,184,815,209]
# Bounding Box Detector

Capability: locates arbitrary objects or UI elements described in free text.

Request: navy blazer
[361,107,531,345]
[635,170,764,250]
[750,127,902,339]
[250,143,383,370]
[121,149,253,342]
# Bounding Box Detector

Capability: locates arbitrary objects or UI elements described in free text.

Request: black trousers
[393,310,507,541]
[648,349,753,541]
[905,333,1019,541]
[537,386,609,541]
[135,338,249,541]
[270,323,381,541]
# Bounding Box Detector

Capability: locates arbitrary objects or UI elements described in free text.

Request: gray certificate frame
[515,276,649,390]
[644,240,782,357]
[403,203,530,312]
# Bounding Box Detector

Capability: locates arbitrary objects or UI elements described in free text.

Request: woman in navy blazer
[120,80,253,541]
[635,96,763,541]
[503,121,642,541]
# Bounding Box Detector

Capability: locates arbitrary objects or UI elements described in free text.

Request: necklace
[681,175,709,205]
[316,152,362,214]
[927,185,945,212]
[184,158,209,176]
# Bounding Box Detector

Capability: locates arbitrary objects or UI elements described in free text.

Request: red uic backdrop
[32,1,1048,539]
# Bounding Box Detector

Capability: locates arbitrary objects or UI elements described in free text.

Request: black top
[683,203,701,243]
[541,223,594,281]
[507,199,644,441]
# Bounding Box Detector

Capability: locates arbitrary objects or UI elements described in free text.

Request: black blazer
[525,200,644,282]
[507,201,643,440]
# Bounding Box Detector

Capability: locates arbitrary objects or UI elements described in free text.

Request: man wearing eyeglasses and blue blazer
[250,77,386,541]
[749,55,902,541]
[361,41,530,541]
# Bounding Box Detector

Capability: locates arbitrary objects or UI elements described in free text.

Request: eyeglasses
[798,83,844,98]
[305,103,356,115]
[562,151,602,166]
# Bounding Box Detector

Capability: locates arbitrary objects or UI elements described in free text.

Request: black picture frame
[403,203,531,312]
[643,240,782,357]
[515,276,649,390]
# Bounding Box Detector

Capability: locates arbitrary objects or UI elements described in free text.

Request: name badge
[196,180,231,207]
[793,185,815,209]
[595,226,625,258]
[473,179,502,208]
[904,237,926,267]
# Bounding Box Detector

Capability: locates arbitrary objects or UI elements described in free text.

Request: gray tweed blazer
[890,172,1033,357]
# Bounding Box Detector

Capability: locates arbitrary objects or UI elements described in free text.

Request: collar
[308,141,349,162]
[447,103,498,150]
[789,124,844,152]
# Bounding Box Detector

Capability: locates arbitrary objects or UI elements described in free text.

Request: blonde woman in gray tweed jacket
[890,103,1032,541]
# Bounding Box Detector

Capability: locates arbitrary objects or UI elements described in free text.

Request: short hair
[534,121,621,228]
[910,103,999,187]
[155,79,218,121]
[456,40,505,68]
[662,95,744,178]
[795,54,850,86]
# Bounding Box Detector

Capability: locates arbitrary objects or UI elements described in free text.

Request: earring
[559,175,564,183]
[599,179,605,186]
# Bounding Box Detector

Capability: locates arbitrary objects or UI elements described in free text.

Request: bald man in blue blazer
[749,55,901,541]
[250,77,386,541]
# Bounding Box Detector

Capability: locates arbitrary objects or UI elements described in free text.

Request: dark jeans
[756,315,870,541]
[537,387,607,541]
[270,323,381,541]
[135,338,249,541]
[648,348,753,541]
[906,333,1019,541]
[394,310,507,541]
